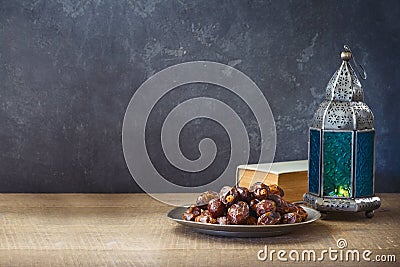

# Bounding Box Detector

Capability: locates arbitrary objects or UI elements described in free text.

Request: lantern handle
[344,45,367,80]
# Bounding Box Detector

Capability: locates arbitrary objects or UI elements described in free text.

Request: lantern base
[303,193,381,213]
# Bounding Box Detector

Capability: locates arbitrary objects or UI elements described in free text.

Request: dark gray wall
[1,0,399,193]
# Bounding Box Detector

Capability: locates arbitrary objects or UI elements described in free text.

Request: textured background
[1,0,399,192]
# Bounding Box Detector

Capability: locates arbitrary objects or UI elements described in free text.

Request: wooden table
[0,193,398,266]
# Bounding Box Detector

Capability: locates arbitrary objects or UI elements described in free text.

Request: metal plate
[167,205,321,237]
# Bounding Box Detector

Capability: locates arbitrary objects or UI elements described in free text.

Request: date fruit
[227,201,250,225]
[257,211,281,225]
[182,205,201,221]
[250,182,270,200]
[255,199,276,217]
[208,198,226,218]
[183,183,308,226]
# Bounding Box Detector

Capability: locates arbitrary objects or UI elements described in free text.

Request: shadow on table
[171,221,332,245]
[319,207,391,222]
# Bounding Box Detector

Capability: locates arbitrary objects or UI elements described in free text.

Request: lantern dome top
[311,46,374,130]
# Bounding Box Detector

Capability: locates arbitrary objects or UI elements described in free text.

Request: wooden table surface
[0,193,398,266]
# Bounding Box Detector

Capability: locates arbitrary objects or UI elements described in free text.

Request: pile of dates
[182,182,308,225]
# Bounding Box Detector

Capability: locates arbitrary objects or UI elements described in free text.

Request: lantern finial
[341,45,352,61]
[341,50,352,61]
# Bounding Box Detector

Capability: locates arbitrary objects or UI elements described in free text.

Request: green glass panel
[323,131,352,197]
[309,129,320,194]
[355,131,374,197]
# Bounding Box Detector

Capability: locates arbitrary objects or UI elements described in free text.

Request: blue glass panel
[309,129,320,194]
[355,130,374,197]
[323,131,352,197]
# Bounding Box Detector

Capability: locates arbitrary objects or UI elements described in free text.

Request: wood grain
[0,194,399,266]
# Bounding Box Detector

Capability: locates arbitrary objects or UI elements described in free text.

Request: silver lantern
[303,46,381,218]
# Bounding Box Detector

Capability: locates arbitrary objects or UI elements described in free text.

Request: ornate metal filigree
[312,56,374,130]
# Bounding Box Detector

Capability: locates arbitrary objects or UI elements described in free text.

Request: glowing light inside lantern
[329,185,351,197]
